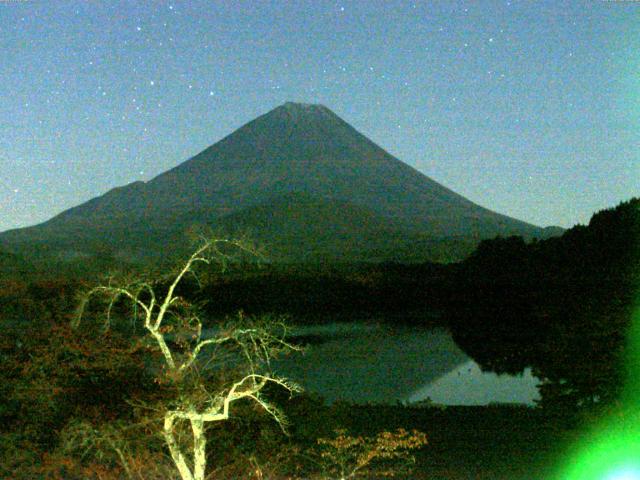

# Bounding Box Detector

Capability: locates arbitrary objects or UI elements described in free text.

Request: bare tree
[75,239,301,480]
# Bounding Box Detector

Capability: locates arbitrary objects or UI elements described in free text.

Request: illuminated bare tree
[75,239,301,480]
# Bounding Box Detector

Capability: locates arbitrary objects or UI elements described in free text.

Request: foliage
[0,311,161,478]
[312,428,428,479]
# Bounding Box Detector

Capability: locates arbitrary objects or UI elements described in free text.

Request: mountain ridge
[0,102,560,264]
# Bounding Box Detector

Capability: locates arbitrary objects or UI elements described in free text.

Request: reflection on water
[273,322,540,406]
[407,361,540,405]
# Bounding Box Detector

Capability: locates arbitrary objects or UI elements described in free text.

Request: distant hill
[0,102,560,264]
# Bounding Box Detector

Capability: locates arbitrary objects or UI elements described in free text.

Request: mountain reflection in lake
[273,323,540,406]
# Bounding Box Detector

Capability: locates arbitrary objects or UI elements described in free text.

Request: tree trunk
[191,418,207,480]
[164,414,195,480]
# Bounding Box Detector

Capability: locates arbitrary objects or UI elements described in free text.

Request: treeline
[448,198,640,410]
[0,249,455,328]
[196,262,451,325]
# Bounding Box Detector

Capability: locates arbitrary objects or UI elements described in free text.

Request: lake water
[273,322,541,406]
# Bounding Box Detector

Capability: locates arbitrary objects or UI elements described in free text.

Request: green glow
[604,467,640,480]
[555,301,640,479]
[556,408,640,480]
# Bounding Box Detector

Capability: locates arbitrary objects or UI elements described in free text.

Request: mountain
[0,102,559,264]
[0,248,31,275]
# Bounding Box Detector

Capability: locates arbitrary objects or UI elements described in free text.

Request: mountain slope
[212,192,419,262]
[0,102,556,263]
[0,248,32,275]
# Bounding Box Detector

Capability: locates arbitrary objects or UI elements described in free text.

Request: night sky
[2,0,638,233]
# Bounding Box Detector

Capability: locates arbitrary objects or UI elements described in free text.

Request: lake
[273,322,541,406]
